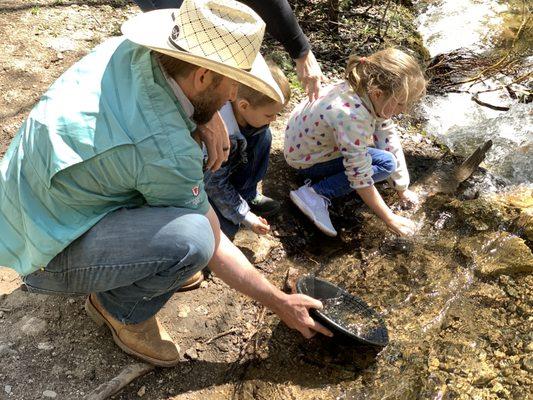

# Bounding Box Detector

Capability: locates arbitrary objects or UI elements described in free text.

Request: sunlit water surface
[415,0,532,186]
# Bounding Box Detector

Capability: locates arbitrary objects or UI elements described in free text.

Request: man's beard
[191,77,225,125]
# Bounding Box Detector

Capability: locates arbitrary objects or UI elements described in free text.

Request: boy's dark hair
[237,60,291,107]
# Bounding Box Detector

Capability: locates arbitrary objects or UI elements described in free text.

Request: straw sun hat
[122,0,284,103]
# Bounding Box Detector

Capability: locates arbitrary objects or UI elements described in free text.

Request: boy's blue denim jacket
[204,102,268,225]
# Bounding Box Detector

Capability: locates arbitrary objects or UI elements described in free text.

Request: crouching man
[0,0,331,367]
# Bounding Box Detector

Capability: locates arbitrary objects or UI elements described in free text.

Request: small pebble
[177,305,190,318]
[185,347,198,360]
[137,385,146,397]
[43,390,57,398]
[4,385,11,394]
[195,305,208,316]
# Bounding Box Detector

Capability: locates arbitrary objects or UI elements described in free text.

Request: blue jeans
[299,147,397,199]
[23,207,215,324]
[213,129,272,239]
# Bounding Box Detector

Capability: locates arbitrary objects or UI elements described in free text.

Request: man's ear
[191,67,212,91]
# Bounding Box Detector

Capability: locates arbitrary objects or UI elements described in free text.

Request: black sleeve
[239,0,311,59]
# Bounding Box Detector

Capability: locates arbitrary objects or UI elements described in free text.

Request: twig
[91,14,102,28]
[84,363,155,400]
[204,328,238,344]
[0,307,13,312]
[471,93,510,111]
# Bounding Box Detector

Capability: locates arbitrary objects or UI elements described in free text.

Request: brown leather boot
[176,270,204,292]
[85,294,180,367]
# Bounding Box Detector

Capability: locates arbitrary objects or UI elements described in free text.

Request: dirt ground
[1,1,532,400]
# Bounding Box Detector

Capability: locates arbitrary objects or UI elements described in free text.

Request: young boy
[204,61,291,240]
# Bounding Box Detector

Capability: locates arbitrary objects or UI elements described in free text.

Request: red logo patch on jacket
[192,186,200,196]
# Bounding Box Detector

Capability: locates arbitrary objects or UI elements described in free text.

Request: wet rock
[458,232,533,277]
[234,230,280,263]
[428,357,440,372]
[471,362,498,386]
[493,188,533,240]
[521,354,533,372]
[491,382,504,393]
[447,197,509,232]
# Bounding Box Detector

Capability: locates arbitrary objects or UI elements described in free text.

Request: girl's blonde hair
[346,48,426,111]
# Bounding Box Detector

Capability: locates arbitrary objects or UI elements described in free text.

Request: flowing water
[415,0,532,185]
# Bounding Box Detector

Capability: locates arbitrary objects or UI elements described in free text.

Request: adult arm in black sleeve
[241,0,324,101]
[239,0,310,60]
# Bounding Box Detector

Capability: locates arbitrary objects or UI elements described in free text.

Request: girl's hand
[250,214,270,235]
[398,189,419,208]
[386,213,416,236]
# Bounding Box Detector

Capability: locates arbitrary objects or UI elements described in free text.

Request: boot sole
[85,295,180,367]
[289,191,337,237]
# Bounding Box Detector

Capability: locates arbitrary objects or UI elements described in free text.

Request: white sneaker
[290,182,337,237]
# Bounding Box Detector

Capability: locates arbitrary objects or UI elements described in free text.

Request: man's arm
[204,207,332,339]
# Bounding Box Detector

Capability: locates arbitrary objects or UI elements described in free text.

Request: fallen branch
[84,363,155,400]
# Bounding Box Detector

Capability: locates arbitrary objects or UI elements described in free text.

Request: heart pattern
[283,86,403,191]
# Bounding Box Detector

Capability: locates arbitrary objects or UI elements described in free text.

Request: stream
[415,0,532,186]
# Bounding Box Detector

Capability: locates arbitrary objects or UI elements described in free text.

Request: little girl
[284,47,426,236]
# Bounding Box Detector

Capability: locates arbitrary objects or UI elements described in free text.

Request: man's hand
[295,49,324,102]
[274,293,333,339]
[196,111,230,172]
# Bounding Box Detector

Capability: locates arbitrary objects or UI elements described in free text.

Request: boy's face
[235,99,283,128]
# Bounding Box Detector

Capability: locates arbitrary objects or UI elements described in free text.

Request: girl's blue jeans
[22,207,215,324]
[299,147,397,199]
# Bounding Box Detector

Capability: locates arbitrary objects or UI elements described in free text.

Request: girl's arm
[374,119,409,191]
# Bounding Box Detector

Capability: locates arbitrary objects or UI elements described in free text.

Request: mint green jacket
[0,37,208,276]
